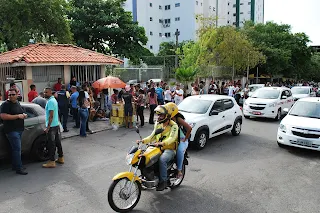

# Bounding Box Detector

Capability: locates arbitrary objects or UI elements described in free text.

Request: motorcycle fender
[112,172,141,183]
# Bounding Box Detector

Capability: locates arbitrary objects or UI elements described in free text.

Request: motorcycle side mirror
[155,128,164,135]
[135,126,140,134]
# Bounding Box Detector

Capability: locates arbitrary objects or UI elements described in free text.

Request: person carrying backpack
[165,102,192,179]
[57,85,70,132]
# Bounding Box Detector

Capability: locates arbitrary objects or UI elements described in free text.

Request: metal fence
[0,63,26,99]
[112,66,163,83]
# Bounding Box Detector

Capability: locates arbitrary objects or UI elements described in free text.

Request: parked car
[0,102,49,161]
[277,97,320,151]
[243,87,294,121]
[178,95,243,149]
[291,86,316,101]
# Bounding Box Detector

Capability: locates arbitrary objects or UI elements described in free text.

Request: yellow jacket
[142,120,179,151]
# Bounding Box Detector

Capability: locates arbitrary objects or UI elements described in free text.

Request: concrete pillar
[24,66,33,101]
[63,65,71,85]
[101,65,106,78]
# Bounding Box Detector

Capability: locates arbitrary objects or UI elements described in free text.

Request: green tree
[175,67,197,85]
[69,0,148,63]
[242,21,312,78]
[0,0,72,50]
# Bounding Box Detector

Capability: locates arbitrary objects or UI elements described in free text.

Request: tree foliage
[0,0,72,50]
[242,21,312,78]
[69,0,148,63]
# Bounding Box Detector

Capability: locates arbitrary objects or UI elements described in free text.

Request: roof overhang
[8,62,122,67]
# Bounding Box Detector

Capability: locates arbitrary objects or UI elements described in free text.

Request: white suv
[243,87,294,121]
[178,95,243,149]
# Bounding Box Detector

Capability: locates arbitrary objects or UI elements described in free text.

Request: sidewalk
[61,109,152,139]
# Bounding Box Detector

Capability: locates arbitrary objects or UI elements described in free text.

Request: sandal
[177,171,183,179]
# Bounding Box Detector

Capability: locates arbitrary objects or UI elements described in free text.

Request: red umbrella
[92,76,126,90]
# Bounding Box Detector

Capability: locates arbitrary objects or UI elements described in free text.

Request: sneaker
[156,181,167,191]
[86,129,93,134]
[16,169,28,175]
[63,129,69,133]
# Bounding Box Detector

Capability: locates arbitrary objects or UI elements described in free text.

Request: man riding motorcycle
[137,105,179,191]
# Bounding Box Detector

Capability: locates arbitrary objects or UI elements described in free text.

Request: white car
[243,87,294,120]
[239,84,265,105]
[291,86,316,101]
[277,97,320,151]
[178,95,243,149]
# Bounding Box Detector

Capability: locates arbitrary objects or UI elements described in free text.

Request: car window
[223,99,234,110]
[211,100,224,112]
[23,107,37,118]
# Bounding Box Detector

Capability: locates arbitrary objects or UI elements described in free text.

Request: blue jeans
[177,139,189,171]
[79,108,88,136]
[159,149,175,182]
[6,131,23,170]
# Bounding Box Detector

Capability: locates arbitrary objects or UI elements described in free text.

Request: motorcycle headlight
[279,124,287,133]
[269,103,277,107]
[126,154,135,165]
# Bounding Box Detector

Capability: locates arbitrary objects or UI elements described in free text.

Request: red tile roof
[0,43,123,65]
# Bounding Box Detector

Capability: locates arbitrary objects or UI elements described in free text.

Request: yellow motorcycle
[108,127,189,212]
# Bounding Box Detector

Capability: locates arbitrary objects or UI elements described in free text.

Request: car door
[284,90,294,109]
[223,99,236,130]
[21,106,40,154]
[209,99,226,137]
[0,117,11,159]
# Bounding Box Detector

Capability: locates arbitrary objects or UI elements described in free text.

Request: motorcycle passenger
[165,102,192,179]
[138,105,179,191]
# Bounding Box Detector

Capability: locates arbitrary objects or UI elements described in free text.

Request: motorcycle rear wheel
[108,178,142,213]
[170,163,186,189]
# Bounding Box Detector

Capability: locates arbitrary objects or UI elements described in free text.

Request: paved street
[1,117,320,213]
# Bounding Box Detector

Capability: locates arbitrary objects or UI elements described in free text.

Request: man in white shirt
[173,84,184,105]
[228,83,235,97]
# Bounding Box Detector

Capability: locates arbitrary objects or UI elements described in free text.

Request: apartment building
[124,0,264,53]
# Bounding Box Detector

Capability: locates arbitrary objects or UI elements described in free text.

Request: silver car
[0,102,50,161]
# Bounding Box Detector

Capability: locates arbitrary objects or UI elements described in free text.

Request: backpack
[57,90,68,109]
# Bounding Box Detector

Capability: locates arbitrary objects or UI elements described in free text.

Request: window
[211,100,224,113]
[175,3,180,7]
[248,11,251,14]
[164,19,171,24]
[23,107,37,118]
[240,3,243,5]
[159,33,162,37]
[159,5,162,9]
[248,2,251,5]
[201,2,203,6]
[159,19,163,23]
[228,20,230,24]
[223,99,234,110]
[165,32,171,37]
[233,22,236,25]
[233,4,236,7]
[150,17,153,21]
[150,3,152,7]
[228,12,230,14]
[175,17,180,21]
[165,5,171,10]
[196,1,198,5]
[233,13,236,16]
[150,45,153,49]
[228,2,230,6]
[150,31,153,36]
[240,12,243,14]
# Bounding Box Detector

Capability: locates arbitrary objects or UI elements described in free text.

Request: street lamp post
[174,29,180,69]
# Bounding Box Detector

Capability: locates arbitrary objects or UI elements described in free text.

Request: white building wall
[124,0,264,53]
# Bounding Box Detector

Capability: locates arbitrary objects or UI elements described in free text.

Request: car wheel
[231,120,242,136]
[244,115,250,119]
[274,109,281,121]
[195,130,208,150]
[31,135,49,161]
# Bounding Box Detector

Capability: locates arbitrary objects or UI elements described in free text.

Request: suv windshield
[251,89,280,99]
[179,98,212,114]
[289,101,320,119]
[291,87,309,95]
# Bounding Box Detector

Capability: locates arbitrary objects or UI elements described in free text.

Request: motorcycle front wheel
[108,178,142,213]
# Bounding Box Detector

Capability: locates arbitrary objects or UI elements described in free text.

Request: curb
[61,126,113,140]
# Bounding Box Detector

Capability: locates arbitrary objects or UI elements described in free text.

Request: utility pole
[216,0,219,27]
[175,29,180,69]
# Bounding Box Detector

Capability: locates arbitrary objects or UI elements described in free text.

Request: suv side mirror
[210,111,219,116]
[281,96,287,99]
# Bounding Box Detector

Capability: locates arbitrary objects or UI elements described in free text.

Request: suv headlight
[269,102,277,107]
[279,124,287,133]
[188,123,196,128]
[126,154,135,165]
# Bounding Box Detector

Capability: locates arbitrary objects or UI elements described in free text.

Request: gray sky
[264,0,320,45]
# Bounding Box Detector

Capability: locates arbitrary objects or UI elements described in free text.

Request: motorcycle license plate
[252,111,261,115]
